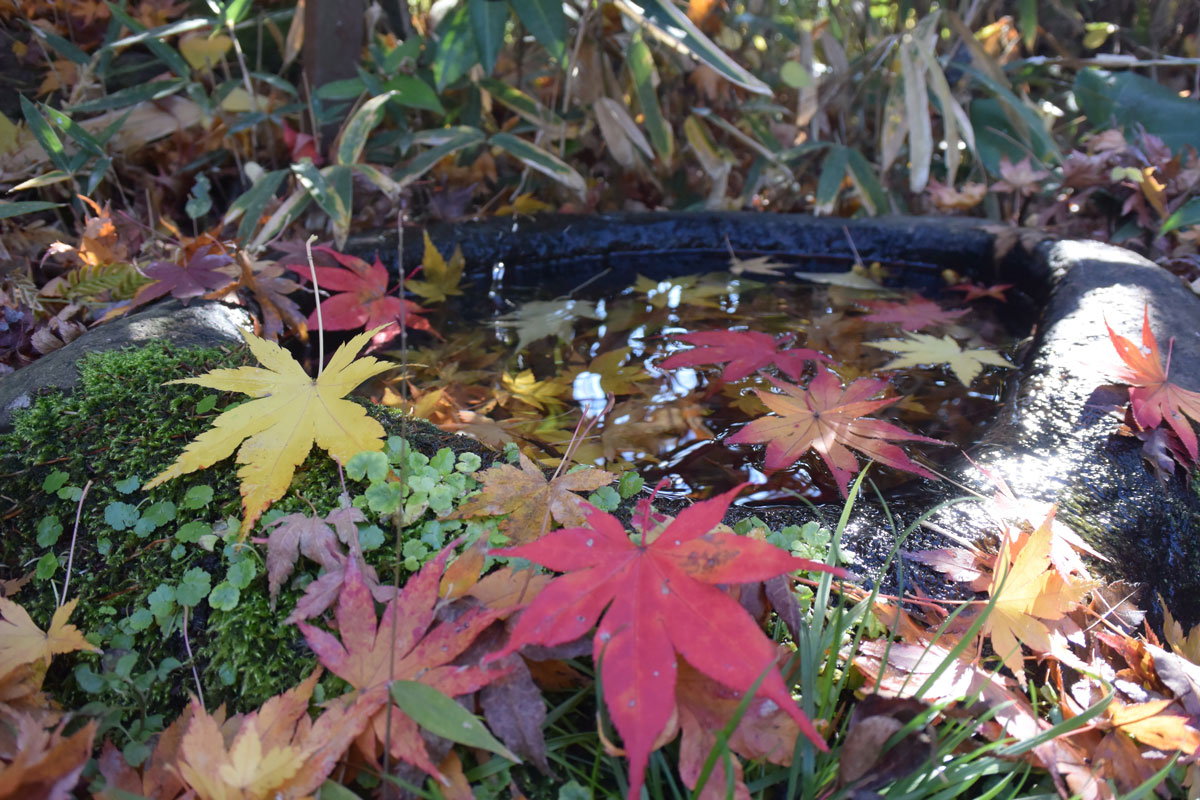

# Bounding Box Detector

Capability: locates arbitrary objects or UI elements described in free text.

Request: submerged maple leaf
[727,367,947,495]
[287,247,435,348]
[485,485,846,800]
[859,297,968,331]
[659,330,830,383]
[867,332,1012,386]
[144,327,395,535]
[298,545,509,782]
[407,231,467,304]
[1106,305,1200,464]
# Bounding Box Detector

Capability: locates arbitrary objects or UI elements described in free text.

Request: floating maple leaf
[286,246,435,348]
[728,254,789,277]
[867,332,1012,386]
[144,327,395,535]
[727,367,947,495]
[659,330,831,383]
[858,296,968,331]
[493,299,602,353]
[298,546,509,783]
[484,485,846,800]
[407,231,467,304]
[449,453,616,542]
[1106,305,1200,464]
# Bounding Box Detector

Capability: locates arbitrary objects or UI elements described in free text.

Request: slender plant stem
[304,234,324,375]
[58,479,92,605]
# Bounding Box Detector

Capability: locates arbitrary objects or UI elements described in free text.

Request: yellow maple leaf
[407,231,465,304]
[867,332,1012,386]
[982,508,1087,680]
[0,596,98,679]
[500,369,567,411]
[144,327,395,535]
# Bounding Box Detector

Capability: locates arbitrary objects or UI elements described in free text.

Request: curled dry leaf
[449,452,616,543]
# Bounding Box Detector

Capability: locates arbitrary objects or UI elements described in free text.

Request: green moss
[0,339,497,735]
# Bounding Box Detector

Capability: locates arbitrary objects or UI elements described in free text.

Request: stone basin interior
[340,243,1033,508]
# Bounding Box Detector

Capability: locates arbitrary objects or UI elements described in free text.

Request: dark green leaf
[20,95,68,172]
[432,3,479,91]
[628,33,672,163]
[508,0,564,61]
[382,74,444,114]
[69,79,188,113]
[0,201,62,219]
[225,168,287,242]
[105,3,190,77]
[1075,68,1200,155]
[491,131,586,195]
[470,0,508,74]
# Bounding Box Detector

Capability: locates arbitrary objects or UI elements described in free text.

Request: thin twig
[182,605,205,706]
[58,479,92,605]
[382,211,409,787]
[304,234,324,375]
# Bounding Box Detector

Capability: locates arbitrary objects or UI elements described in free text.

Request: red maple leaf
[286,246,436,347]
[1106,305,1200,464]
[485,485,846,800]
[658,330,830,382]
[948,283,1012,303]
[298,544,508,782]
[726,367,947,494]
[859,296,968,330]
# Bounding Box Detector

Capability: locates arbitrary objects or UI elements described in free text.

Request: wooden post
[302,0,366,150]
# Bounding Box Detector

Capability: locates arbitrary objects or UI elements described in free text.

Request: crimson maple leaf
[485,485,846,800]
[298,544,508,782]
[658,330,830,382]
[859,296,968,331]
[1107,305,1200,464]
[726,367,947,495]
[286,247,436,348]
[948,283,1012,303]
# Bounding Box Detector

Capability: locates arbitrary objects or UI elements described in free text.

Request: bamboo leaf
[900,39,932,193]
[390,680,520,763]
[337,91,396,166]
[508,0,565,62]
[491,132,586,196]
[628,32,673,163]
[470,0,508,74]
[615,0,770,95]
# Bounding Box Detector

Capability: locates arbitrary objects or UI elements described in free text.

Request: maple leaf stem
[58,478,92,606]
[304,235,325,376]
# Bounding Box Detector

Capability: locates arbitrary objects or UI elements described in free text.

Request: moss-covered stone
[0,339,496,729]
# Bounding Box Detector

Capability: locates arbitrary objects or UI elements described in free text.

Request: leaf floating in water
[494,299,602,353]
[868,332,1012,386]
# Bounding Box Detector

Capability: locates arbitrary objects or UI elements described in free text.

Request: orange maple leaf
[449,453,616,542]
[1106,305,1200,464]
[0,596,98,679]
[172,669,376,800]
